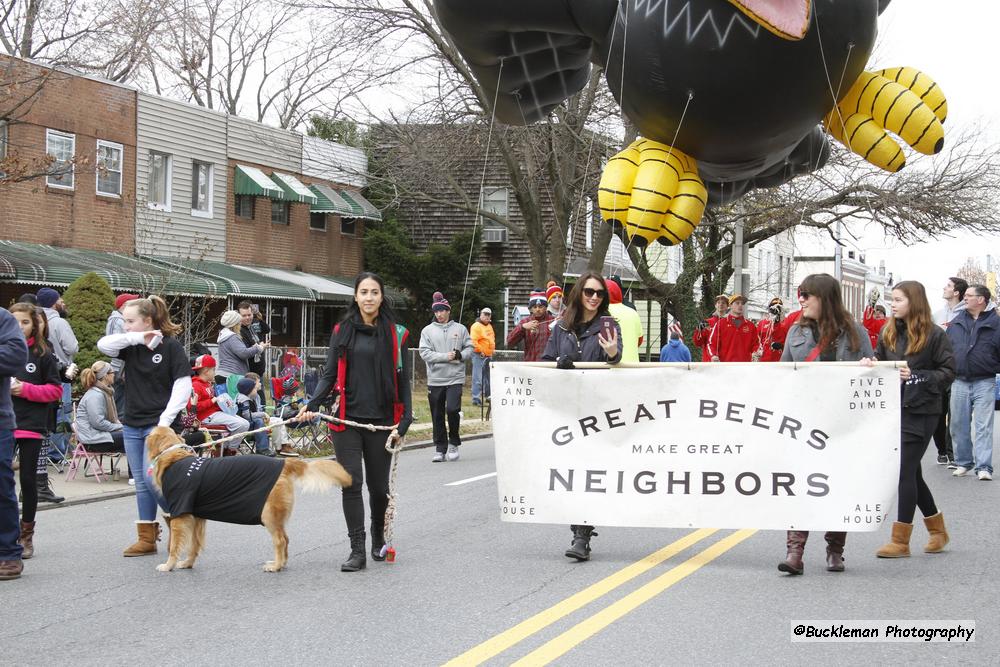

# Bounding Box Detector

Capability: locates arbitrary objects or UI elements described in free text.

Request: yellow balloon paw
[598,139,707,247]
[824,67,947,172]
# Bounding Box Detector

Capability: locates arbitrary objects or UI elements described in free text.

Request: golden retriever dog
[146,426,351,572]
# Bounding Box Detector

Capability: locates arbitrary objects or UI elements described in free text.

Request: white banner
[491,362,901,531]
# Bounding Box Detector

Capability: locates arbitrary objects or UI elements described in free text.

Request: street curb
[36,431,495,511]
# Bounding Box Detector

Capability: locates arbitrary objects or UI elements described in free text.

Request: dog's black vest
[161,456,285,525]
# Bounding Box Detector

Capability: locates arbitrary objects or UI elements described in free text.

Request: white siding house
[135,93,228,260]
[301,135,367,188]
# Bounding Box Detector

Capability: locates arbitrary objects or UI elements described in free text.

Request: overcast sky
[854,0,1000,291]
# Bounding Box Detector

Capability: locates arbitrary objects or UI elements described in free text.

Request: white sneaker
[128,478,136,486]
[446,445,460,462]
[952,466,970,477]
[432,452,444,463]
[978,470,993,481]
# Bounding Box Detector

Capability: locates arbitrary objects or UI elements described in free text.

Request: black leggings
[332,421,392,535]
[16,438,41,523]
[898,412,939,523]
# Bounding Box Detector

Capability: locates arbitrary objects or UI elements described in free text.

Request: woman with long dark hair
[98,296,191,557]
[542,270,621,561]
[870,281,955,558]
[778,273,873,575]
[300,272,413,572]
[8,303,63,558]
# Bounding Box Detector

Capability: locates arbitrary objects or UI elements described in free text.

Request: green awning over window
[271,172,317,205]
[337,189,382,221]
[234,164,286,200]
[0,240,227,297]
[308,183,381,221]
[146,256,316,301]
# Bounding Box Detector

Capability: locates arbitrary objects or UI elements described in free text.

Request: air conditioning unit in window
[482,227,507,244]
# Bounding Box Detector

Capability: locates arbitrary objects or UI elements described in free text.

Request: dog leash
[381,429,404,563]
[189,413,398,450]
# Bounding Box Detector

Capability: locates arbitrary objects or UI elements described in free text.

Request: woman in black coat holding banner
[542,271,621,561]
[869,281,955,559]
[779,274,872,575]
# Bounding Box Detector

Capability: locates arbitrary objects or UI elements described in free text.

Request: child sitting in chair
[269,375,304,457]
[235,374,273,456]
[191,354,248,453]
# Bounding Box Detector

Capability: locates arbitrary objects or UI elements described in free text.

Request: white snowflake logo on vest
[152,353,163,364]
[25,363,36,373]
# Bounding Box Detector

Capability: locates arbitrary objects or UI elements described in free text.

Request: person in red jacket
[862,289,887,351]
[709,294,760,362]
[756,297,790,362]
[191,354,248,452]
[692,294,729,361]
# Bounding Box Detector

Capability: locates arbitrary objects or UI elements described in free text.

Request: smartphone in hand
[600,316,615,341]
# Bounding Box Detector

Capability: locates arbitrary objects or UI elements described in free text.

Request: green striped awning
[234,164,286,200]
[308,183,382,221]
[0,240,227,297]
[271,172,317,205]
[146,256,316,301]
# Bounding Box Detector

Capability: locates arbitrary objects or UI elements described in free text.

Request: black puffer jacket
[876,322,956,414]
[542,317,622,365]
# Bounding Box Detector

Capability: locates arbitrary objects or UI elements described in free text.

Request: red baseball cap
[192,354,217,370]
[115,293,140,310]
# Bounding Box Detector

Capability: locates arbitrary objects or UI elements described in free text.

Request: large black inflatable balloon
[436,0,946,246]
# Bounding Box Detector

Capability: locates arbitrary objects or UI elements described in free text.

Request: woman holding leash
[779,274,873,575]
[98,296,191,557]
[8,303,63,558]
[299,272,412,572]
[542,270,621,562]
[868,281,955,558]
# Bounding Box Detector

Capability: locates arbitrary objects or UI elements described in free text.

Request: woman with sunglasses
[868,281,955,558]
[778,274,873,575]
[542,270,622,561]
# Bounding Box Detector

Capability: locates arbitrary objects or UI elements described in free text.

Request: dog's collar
[147,443,196,476]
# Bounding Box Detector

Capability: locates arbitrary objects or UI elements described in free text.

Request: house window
[341,217,357,236]
[310,212,327,231]
[96,140,123,197]
[270,305,289,335]
[191,161,213,216]
[271,200,289,225]
[46,129,75,189]
[235,194,254,219]
[479,187,508,225]
[148,151,172,210]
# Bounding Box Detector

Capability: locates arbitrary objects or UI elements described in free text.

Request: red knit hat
[431,291,451,312]
[115,293,140,310]
[606,280,623,304]
[528,289,547,307]
[545,281,563,302]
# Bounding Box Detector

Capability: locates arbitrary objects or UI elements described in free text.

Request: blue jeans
[471,354,490,402]
[123,425,169,521]
[0,430,22,560]
[250,416,270,453]
[950,378,995,474]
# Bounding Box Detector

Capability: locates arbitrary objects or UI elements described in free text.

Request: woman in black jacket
[870,281,956,558]
[8,303,63,558]
[299,272,413,572]
[542,271,621,561]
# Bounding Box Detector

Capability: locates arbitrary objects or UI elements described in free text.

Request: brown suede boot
[18,521,35,560]
[0,559,23,580]
[923,512,949,553]
[876,522,912,558]
[778,530,808,575]
[123,521,161,557]
[825,531,847,571]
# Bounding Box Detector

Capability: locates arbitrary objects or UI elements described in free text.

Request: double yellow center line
[444,528,757,666]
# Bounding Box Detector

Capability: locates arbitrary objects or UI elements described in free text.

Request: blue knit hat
[236,377,256,396]
[36,287,60,308]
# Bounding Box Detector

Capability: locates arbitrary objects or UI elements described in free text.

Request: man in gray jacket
[419,292,472,462]
[36,288,78,464]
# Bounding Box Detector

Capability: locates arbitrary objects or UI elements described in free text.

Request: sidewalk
[29,430,494,510]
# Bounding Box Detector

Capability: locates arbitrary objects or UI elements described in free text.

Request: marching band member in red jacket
[709,295,760,362]
[692,294,729,361]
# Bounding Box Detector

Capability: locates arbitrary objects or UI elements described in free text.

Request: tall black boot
[371,523,386,562]
[565,524,597,561]
[341,529,367,572]
[36,473,64,504]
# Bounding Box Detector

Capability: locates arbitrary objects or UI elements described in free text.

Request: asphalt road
[3,438,995,665]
